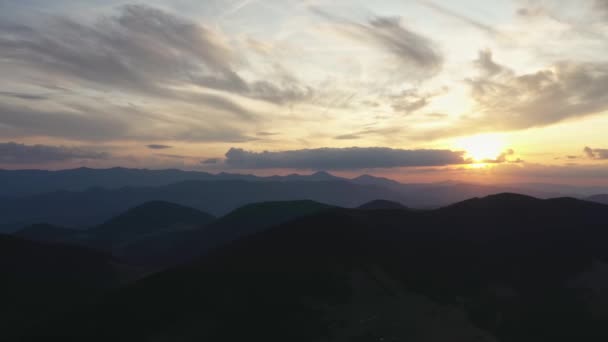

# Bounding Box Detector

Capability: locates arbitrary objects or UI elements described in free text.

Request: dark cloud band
[224,147,468,170]
[0,142,108,164]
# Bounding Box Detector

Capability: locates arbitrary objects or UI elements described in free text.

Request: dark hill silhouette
[440,193,607,226]
[208,200,334,233]
[13,200,334,271]
[80,201,216,262]
[110,200,336,270]
[13,202,215,268]
[152,200,336,269]
[15,223,80,243]
[0,234,123,339]
[588,194,608,205]
[33,194,608,341]
[358,199,407,210]
[93,200,215,236]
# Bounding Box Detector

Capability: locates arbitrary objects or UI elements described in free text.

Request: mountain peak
[483,192,540,202]
[444,193,545,212]
[311,171,336,179]
[94,201,215,235]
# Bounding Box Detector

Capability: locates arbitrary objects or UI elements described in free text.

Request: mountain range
[15,200,335,272]
[0,167,590,233]
[8,193,608,341]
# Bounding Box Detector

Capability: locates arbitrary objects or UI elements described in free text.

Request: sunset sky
[1,0,607,184]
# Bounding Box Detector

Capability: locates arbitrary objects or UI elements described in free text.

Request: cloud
[0,91,48,101]
[595,0,608,19]
[334,133,364,140]
[364,16,442,73]
[155,153,192,160]
[390,88,446,115]
[516,7,545,18]
[202,158,221,164]
[0,4,255,118]
[390,89,432,114]
[426,112,448,119]
[224,147,468,170]
[314,10,442,77]
[471,52,608,130]
[419,51,608,139]
[0,102,129,141]
[0,5,231,91]
[474,50,507,77]
[147,144,172,150]
[585,146,608,159]
[333,126,404,141]
[256,131,279,137]
[246,80,314,105]
[420,1,500,36]
[0,142,108,164]
[0,101,254,143]
[482,149,523,164]
[0,4,310,115]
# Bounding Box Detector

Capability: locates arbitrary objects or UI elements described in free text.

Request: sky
[0,0,607,185]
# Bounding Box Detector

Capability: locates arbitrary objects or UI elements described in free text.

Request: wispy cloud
[0,141,108,164]
[585,146,608,159]
[0,4,312,117]
[312,8,443,77]
[417,50,608,139]
[419,0,500,36]
[0,91,48,101]
[147,144,173,150]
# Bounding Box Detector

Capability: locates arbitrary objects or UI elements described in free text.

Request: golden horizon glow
[454,133,506,163]
[0,1,607,186]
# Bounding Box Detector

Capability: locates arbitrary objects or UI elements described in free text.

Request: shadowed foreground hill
[197,200,335,247]
[0,235,123,339]
[35,194,608,342]
[358,199,407,210]
[150,200,336,269]
[14,224,80,243]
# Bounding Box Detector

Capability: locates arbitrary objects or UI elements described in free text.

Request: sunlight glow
[455,134,506,163]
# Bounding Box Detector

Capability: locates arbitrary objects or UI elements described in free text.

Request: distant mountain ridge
[0,167,568,199]
[0,167,346,197]
[0,167,569,232]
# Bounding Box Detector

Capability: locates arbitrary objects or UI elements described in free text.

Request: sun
[455,134,506,163]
